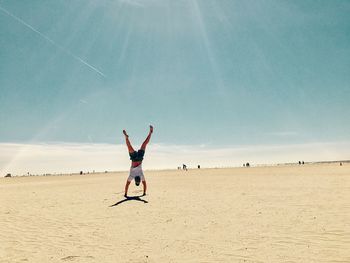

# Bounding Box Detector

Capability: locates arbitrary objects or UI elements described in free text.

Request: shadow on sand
[110,195,148,207]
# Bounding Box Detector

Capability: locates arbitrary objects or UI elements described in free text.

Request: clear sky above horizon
[1,0,349,148]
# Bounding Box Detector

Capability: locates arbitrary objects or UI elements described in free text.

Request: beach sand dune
[1,164,350,262]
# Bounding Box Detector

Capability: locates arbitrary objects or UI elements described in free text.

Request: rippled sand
[1,164,350,262]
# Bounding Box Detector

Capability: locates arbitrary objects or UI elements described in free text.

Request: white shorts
[127,165,145,182]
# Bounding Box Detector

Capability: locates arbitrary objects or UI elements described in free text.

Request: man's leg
[140,125,153,150]
[142,180,147,195]
[124,181,131,197]
[123,130,135,153]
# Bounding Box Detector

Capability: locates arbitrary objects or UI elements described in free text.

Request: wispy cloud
[0,5,106,77]
[119,0,145,7]
[267,131,299,137]
[1,141,349,176]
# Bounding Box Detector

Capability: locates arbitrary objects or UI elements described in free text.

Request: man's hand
[149,125,153,134]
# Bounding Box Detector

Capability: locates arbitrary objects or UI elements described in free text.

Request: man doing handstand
[123,125,153,197]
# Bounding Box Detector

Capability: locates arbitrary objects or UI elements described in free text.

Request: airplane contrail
[0,5,106,77]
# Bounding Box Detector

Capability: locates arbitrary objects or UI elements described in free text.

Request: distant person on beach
[123,125,153,197]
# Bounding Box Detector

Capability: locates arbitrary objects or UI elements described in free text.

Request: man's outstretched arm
[141,125,153,150]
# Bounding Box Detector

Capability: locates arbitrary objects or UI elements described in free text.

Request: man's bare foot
[123,130,129,137]
[124,193,128,198]
[142,193,146,196]
[149,125,153,133]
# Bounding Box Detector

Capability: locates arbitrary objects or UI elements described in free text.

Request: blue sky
[0,0,349,173]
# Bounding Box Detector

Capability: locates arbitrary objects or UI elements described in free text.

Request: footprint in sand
[61,256,94,261]
[61,256,79,261]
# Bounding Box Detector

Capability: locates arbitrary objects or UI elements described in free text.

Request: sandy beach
[1,163,350,263]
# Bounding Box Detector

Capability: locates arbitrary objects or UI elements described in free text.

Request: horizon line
[1,141,350,176]
[2,159,349,178]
